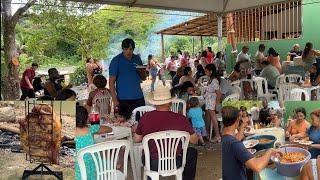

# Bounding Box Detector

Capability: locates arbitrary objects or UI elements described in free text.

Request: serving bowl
[247,135,277,151]
[271,147,311,177]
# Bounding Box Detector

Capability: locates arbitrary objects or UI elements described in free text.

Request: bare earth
[0,102,75,180]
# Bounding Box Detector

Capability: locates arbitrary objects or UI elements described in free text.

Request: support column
[200,36,203,51]
[192,36,195,55]
[217,14,223,52]
[161,34,165,62]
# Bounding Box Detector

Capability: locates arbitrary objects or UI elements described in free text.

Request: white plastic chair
[171,99,187,116]
[290,88,310,101]
[232,85,242,99]
[230,80,241,87]
[93,90,111,117]
[142,131,190,180]
[131,105,156,122]
[77,140,130,180]
[254,77,276,100]
[285,74,303,83]
[223,93,240,101]
[270,74,285,98]
[278,83,300,101]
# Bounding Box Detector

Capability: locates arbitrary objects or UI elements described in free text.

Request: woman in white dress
[204,64,222,142]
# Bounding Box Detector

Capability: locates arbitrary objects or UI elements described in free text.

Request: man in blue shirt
[109,38,146,113]
[221,106,281,180]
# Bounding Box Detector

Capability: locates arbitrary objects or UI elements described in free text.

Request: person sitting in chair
[134,86,199,180]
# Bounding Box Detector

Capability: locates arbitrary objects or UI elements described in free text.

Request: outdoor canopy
[70,0,287,13]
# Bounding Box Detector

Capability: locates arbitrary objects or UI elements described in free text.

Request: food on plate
[258,138,273,144]
[280,152,306,163]
[243,139,259,149]
[298,140,313,145]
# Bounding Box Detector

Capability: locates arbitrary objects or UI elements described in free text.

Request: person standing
[109,38,146,113]
[206,47,214,64]
[20,62,38,100]
[254,44,267,75]
[85,57,96,87]
[167,56,177,79]
[236,46,250,63]
[204,64,222,142]
[267,47,282,74]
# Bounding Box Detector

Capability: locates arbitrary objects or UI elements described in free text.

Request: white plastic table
[254,168,299,180]
[94,126,138,180]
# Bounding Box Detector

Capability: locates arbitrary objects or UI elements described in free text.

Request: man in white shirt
[236,46,250,63]
[254,44,267,75]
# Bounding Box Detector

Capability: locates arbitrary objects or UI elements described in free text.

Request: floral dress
[204,79,219,110]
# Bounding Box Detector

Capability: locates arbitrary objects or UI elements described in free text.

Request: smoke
[102,10,202,77]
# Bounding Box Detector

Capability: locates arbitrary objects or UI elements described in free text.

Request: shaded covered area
[155,14,227,37]
[70,0,287,13]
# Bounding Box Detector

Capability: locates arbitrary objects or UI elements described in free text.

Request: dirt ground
[124,143,222,180]
[0,102,75,180]
[0,149,75,180]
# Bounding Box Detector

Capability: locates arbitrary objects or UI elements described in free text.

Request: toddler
[187,97,207,146]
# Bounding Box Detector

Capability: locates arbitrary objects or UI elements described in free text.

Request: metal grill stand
[22,101,63,180]
[22,163,63,179]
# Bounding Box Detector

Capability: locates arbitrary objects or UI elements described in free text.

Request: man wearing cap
[20,62,38,100]
[134,86,199,180]
[109,38,146,113]
[222,106,281,180]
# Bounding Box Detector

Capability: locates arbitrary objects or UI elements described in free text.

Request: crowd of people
[20,37,317,180]
[226,42,320,100]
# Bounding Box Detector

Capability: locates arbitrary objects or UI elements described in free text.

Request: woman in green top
[75,105,99,180]
[302,42,320,70]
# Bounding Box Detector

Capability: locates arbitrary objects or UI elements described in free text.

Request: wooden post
[200,36,203,51]
[161,34,165,62]
[192,36,195,55]
[217,14,223,51]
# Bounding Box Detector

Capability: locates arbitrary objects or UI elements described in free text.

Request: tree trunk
[1,0,36,100]
[2,0,20,100]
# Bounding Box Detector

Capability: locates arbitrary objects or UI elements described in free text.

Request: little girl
[187,97,207,146]
[76,105,112,180]
[114,103,137,132]
[150,59,165,92]
[75,105,97,180]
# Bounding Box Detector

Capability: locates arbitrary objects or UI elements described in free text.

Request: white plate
[248,148,257,154]
[299,141,314,145]
[243,139,259,149]
[293,139,301,143]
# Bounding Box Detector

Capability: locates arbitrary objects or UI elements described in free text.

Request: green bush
[70,65,87,86]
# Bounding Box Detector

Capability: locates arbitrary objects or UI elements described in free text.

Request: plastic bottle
[89,103,100,125]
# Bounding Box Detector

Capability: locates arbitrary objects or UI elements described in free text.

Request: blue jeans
[151,76,157,92]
